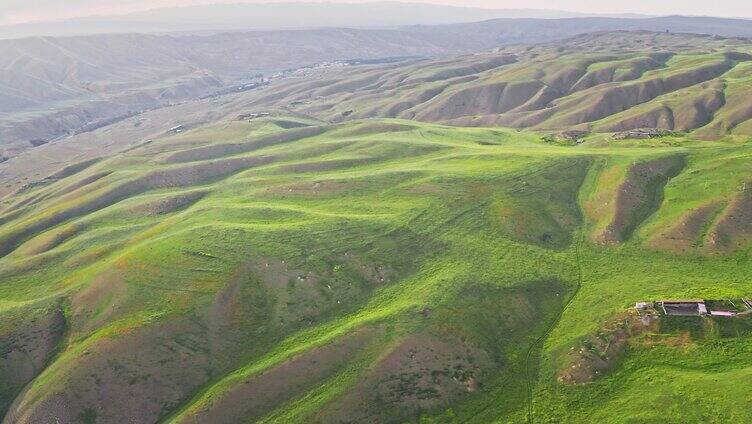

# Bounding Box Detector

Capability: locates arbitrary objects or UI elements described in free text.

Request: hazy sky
[2,0,752,25]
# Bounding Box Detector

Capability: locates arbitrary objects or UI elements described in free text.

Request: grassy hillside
[238,32,752,142]
[0,111,750,423]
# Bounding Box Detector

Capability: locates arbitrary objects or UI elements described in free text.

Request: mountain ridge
[0,2,653,39]
[4,16,752,161]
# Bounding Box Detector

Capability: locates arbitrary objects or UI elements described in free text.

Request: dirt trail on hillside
[524,233,584,423]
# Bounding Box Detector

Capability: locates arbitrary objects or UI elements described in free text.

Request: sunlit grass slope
[0,116,750,423]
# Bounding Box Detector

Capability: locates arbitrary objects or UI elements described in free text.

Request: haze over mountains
[238,31,752,139]
[4,11,752,163]
[0,28,471,159]
[0,2,650,39]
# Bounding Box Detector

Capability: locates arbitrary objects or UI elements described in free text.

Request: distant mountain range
[3,14,752,159]
[0,1,651,39]
[247,31,752,140]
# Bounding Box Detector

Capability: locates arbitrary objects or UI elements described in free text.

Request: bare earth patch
[594,155,685,245]
[557,309,659,385]
[317,332,493,423]
[705,183,752,253]
[177,328,379,424]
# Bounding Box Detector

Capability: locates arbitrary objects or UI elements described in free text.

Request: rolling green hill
[0,110,750,423]
[240,32,752,141]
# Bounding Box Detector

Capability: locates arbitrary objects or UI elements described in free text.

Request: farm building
[637,299,752,317]
[657,300,707,316]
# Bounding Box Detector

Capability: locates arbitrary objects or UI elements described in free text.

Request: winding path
[523,233,584,423]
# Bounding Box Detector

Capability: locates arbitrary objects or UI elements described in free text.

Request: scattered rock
[557,308,660,384]
[613,128,674,140]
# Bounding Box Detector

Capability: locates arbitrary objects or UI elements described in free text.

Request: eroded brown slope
[594,156,686,245]
[706,184,752,253]
[649,202,723,253]
[233,32,752,139]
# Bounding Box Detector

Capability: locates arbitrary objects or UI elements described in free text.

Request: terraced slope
[238,32,752,140]
[1,113,751,423]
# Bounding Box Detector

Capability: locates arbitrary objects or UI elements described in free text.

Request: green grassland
[242,32,752,145]
[0,112,750,423]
